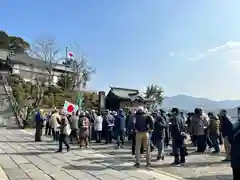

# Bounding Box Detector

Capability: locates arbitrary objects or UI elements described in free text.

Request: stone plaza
[0,128,233,180]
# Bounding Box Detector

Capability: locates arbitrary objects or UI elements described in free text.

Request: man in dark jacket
[115,109,126,148]
[220,109,233,161]
[230,108,240,180]
[129,111,144,156]
[160,110,170,147]
[134,106,153,168]
[103,110,115,144]
[126,111,132,140]
[152,111,167,160]
[171,108,186,165]
[35,110,44,142]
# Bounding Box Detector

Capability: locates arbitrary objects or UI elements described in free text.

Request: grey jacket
[153,115,167,139]
[191,114,209,136]
[70,116,79,129]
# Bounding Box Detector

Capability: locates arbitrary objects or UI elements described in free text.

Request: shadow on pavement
[0,140,34,143]
[0,151,54,156]
[62,162,139,172]
[186,174,232,180]
[151,160,229,168]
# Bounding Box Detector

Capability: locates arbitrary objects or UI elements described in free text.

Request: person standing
[115,109,126,149]
[229,109,240,180]
[208,114,220,153]
[35,109,44,142]
[129,111,144,157]
[134,106,153,168]
[191,108,209,153]
[78,112,90,148]
[94,112,103,143]
[69,112,79,143]
[220,109,233,161]
[171,108,186,166]
[103,110,115,144]
[45,112,52,136]
[50,110,60,141]
[56,114,70,152]
[152,111,167,160]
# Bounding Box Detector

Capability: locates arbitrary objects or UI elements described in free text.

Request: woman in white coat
[50,110,60,141]
[94,112,103,143]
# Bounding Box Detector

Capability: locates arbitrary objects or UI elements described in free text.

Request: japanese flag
[62,100,78,115]
[68,52,74,59]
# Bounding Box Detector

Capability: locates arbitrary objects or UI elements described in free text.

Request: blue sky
[2,0,240,100]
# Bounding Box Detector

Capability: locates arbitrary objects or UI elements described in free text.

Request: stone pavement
[90,140,233,180]
[0,128,234,180]
[0,128,183,180]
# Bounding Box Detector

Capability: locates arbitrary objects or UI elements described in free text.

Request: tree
[30,35,60,86]
[145,84,164,110]
[66,43,95,90]
[57,74,73,91]
[0,30,30,53]
[9,76,44,127]
[23,78,44,126]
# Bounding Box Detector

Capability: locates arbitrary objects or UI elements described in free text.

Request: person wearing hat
[171,108,186,165]
[134,106,153,168]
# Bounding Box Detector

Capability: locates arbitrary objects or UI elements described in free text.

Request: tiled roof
[109,87,139,99]
[10,53,49,68]
[0,50,73,72]
[107,87,151,101]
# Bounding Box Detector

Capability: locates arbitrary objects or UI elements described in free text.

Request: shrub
[44,85,62,94]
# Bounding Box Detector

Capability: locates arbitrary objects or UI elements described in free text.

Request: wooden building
[105,87,153,111]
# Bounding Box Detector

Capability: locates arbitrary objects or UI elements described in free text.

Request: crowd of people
[34,106,240,180]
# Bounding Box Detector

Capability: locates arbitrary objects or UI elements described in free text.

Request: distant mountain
[162,94,240,112]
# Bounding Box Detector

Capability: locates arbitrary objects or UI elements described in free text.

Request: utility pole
[64,46,68,91]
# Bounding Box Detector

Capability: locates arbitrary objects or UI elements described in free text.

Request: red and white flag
[62,100,78,115]
[68,52,74,59]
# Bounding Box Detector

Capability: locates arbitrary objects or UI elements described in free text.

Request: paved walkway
[0,128,233,180]
[0,128,183,180]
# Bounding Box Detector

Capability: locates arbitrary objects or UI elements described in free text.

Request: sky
[2,0,240,100]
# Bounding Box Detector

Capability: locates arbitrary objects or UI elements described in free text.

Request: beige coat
[50,113,60,130]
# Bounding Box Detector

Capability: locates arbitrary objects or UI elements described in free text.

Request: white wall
[12,64,73,85]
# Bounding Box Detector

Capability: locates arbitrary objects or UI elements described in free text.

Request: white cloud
[188,41,240,61]
[169,51,185,57]
[169,52,175,57]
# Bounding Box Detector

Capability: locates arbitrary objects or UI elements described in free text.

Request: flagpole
[64,46,68,91]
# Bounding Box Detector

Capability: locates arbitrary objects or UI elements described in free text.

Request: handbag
[63,124,71,135]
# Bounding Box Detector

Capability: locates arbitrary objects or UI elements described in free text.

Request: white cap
[136,106,144,112]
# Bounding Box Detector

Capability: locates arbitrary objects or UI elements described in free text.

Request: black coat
[230,121,240,168]
[171,115,185,140]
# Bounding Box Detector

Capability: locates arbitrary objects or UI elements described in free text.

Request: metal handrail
[2,76,23,128]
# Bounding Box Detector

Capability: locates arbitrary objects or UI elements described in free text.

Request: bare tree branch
[66,43,95,91]
[30,35,60,86]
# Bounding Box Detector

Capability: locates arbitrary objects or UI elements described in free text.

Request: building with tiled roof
[0,49,73,85]
[105,87,153,111]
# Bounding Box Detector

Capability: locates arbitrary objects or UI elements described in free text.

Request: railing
[2,76,23,128]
